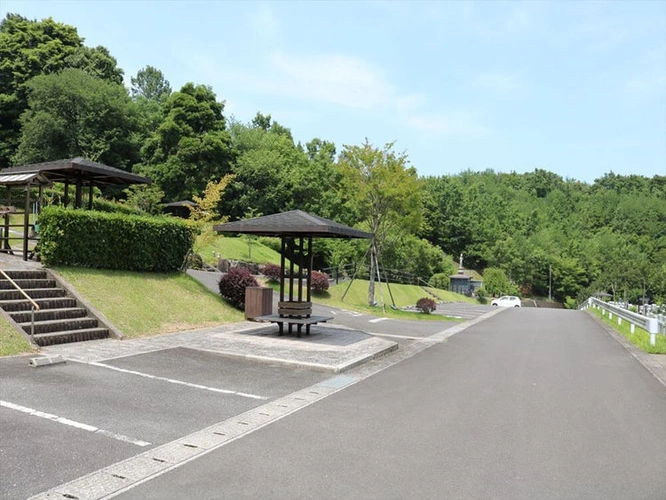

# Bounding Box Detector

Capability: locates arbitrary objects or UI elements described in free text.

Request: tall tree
[337,140,422,306]
[0,14,124,167]
[131,65,172,101]
[135,83,233,201]
[13,68,138,169]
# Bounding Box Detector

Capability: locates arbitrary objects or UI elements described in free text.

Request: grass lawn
[0,314,37,356]
[195,234,282,266]
[53,267,244,338]
[308,279,476,321]
[588,307,666,355]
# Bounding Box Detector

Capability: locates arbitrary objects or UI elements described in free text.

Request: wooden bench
[256,301,333,337]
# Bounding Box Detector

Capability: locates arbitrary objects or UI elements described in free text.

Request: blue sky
[3,1,665,183]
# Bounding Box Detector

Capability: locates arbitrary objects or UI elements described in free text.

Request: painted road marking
[29,310,503,500]
[369,317,389,323]
[370,332,422,340]
[86,362,268,401]
[1,400,151,447]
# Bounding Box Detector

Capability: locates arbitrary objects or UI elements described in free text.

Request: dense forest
[1,14,665,305]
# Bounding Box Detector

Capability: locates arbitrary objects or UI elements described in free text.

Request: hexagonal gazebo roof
[213,210,372,239]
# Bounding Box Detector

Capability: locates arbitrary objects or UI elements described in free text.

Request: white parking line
[0,400,151,447]
[86,362,268,401]
[369,317,389,323]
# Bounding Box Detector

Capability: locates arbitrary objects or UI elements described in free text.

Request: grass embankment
[0,314,37,356]
[54,267,243,338]
[309,279,475,321]
[196,234,282,265]
[588,307,666,355]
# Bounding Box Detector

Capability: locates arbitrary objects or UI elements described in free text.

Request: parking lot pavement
[0,347,331,500]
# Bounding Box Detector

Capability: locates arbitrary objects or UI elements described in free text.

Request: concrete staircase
[0,269,110,346]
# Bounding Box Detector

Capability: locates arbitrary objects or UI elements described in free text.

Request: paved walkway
[41,322,398,373]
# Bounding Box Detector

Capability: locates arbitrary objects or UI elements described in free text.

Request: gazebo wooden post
[279,237,286,336]
[88,181,94,210]
[288,238,296,335]
[305,236,313,335]
[3,186,11,251]
[22,182,31,260]
[63,179,69,207]
[75,172,82,208]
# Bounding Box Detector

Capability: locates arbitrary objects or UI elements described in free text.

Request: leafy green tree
[63,45,123,85]
[482,267,519,297]
[0,14,82,166]
[135,83,233,201]
[13,68,138,169]
[337,140,422,305]
[131,65,172,101]
[0,14,124,167]
[122,184,165,215]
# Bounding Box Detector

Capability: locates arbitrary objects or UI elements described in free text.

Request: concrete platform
[40,321,398,373]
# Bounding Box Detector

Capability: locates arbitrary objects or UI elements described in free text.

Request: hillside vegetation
[2,15,664,305]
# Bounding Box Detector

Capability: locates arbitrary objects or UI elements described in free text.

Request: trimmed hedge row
[38,206,197,272]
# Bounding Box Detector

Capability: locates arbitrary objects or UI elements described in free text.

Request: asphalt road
[115,308,666,500]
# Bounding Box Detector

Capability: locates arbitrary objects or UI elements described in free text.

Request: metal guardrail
[583,297,663,346]
[0,269,39,340]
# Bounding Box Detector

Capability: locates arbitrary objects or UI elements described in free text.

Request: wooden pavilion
[214,210,372,336]
[0,158,151,260]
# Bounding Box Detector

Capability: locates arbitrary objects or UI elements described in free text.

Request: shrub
[262,263,282,282]
[38,206,196,272]
[218,268,259,309]
[416,297,437,314]
[564,296,578,310]
[430,273,450,289]
[311,271,330,292]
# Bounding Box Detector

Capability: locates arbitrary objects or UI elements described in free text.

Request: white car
[491,295,522,307]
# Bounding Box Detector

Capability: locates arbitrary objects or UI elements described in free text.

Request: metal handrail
[0,269,39,340]
[583,297,661,346]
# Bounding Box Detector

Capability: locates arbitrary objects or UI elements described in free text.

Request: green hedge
[38,206,197,272]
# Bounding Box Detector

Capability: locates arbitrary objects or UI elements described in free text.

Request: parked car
[491,295,522,307]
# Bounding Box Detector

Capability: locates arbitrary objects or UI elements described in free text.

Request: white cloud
[268,51,394,109]
[181,47,487,137]
[405,112,487,136]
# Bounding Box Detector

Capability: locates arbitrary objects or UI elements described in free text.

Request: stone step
[0,278,56,290]
[10,307,88,324]
[32,328,109,347]
[0,297,78,312]
[0,270,48,281]
[0,288,66,301]
[19,317,99,335]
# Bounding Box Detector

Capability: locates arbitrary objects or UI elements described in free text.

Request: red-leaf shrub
[262,263,282,282]
[416,297,437,314]
[218,268,259,309]
[311,271,330,292]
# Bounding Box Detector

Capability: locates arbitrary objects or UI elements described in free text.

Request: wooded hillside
[1,14,664,304]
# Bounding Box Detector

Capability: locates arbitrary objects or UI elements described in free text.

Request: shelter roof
[0,172,52,185]
[214,210,372,239]
[0,157,150,186]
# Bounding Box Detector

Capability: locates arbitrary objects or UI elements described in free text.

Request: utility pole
[548,265,552,301]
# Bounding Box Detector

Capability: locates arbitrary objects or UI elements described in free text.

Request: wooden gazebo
[214,210,371,336]
[0,158,151,260]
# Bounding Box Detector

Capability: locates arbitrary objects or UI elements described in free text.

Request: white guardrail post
[585,297,663,346]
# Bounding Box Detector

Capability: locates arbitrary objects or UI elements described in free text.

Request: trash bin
[244,287,273,320]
